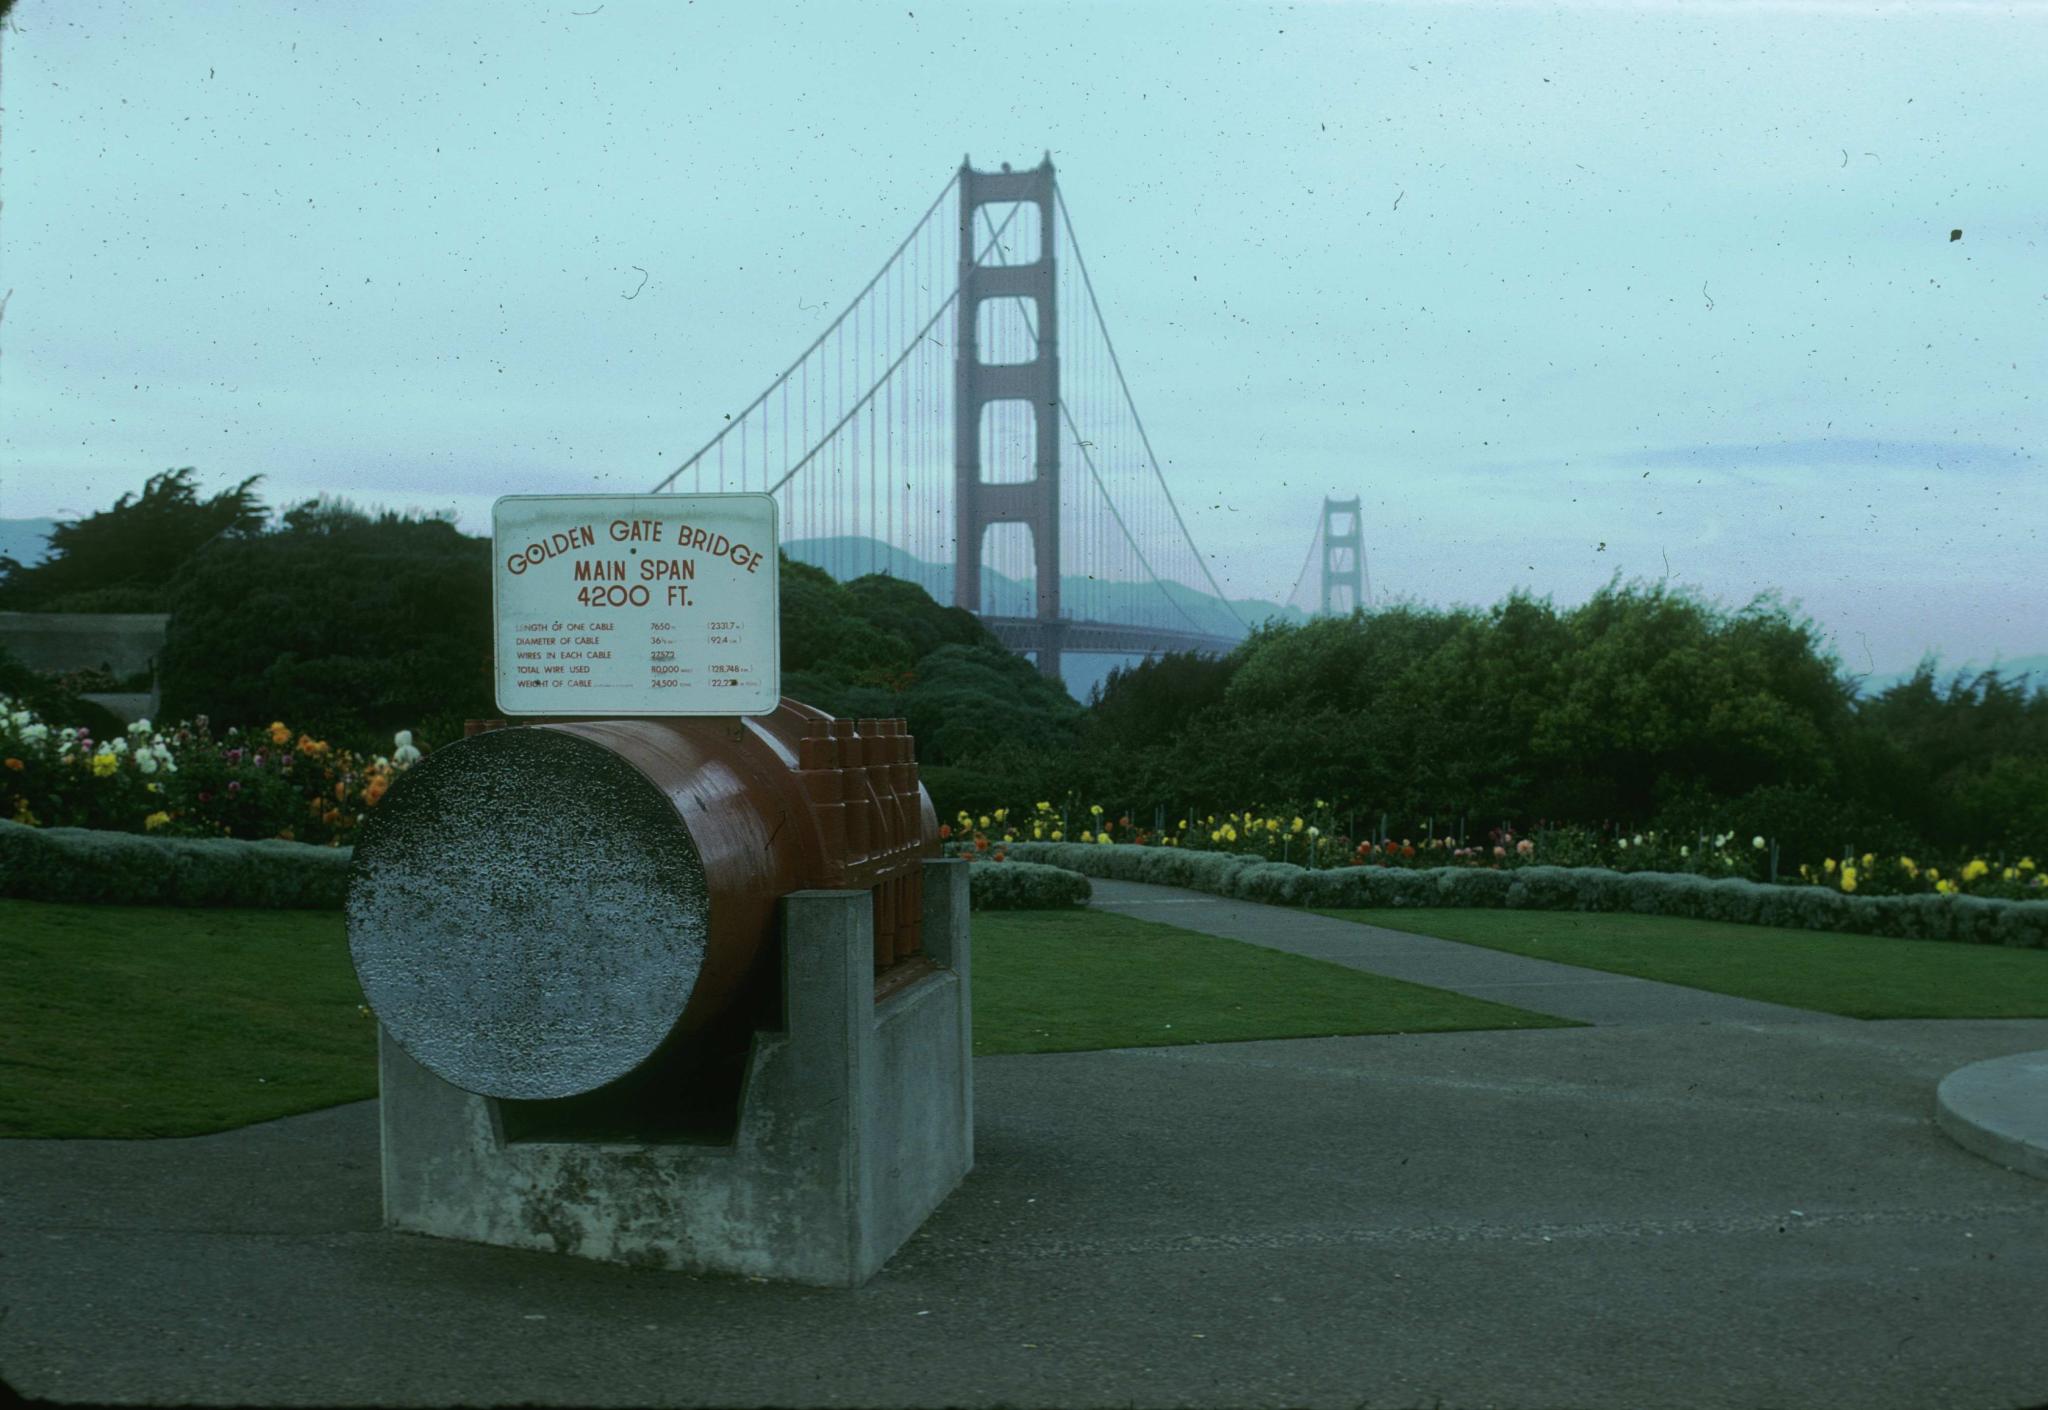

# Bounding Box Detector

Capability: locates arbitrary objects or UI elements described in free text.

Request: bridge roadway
[980,613,1241,663]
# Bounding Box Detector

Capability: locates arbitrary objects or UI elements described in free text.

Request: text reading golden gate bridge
[652,155,1303,682]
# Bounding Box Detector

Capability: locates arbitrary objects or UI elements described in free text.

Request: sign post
[491,493,780,716]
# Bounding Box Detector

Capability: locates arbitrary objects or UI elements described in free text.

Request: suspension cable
[759,202,1027,497]
[653,171,962,494]
[1053,185,1249,629]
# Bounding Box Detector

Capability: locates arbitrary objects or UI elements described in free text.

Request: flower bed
[0,695,424,846]
[937,804,2044,904]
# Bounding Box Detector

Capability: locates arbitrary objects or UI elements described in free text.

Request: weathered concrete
[4,1017,2047,1408]
[1090,876,1851,1026]
[377,858,973,1286]
[1937,1047,2048,1182]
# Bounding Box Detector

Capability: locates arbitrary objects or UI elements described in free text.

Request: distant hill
[784,535,1306,640]
[0,518,55,568]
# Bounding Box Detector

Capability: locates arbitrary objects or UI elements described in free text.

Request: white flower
[1632,834,1644,846]
[1752,835,1766,850]
[128,718,153,735]
[137,751,159,775]
[1680,846,1690,857]
[392,729,423,767]
[1617,838,1630,850]
[8,709,31,728]
[21,723,48,743]
[110,737,129,756]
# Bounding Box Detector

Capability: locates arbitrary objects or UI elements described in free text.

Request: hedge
[999,841,2048,949]
[0,819,353,910]
[967,860,1091,911]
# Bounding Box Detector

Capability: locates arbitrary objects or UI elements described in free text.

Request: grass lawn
[1,899,1572,1139]
[1313,908,2048,1020]
[1,901,377,1140]
[972,907,1576,1055]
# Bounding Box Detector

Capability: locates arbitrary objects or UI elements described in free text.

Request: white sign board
[491,493,780,716]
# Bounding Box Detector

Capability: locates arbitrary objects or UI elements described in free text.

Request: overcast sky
[2,0,2042,678]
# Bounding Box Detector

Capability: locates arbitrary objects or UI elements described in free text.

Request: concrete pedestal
[376,858,972,1287]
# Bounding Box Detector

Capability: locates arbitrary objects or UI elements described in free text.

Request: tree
[0,468,268,611]
[158,503,493,747]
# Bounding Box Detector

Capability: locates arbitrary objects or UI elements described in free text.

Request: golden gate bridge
[653,156,1359,682]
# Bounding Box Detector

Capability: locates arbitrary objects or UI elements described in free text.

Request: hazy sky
[2,0,2042,678]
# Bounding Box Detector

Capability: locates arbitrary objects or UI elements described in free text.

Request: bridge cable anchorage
[1053,184,1250,631]
[976,204,1215,641]
[652,170,962,495]
[759,201,1028,498]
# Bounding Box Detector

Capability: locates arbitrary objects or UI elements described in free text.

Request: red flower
[974,836,989,852]
[938,823,952,839]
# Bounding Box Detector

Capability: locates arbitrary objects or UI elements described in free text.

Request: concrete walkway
[5,1018,2048,1408]
[1089,876,1852,1026]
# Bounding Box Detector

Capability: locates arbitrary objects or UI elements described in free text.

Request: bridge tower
[1320,496,1365,615]
[954,155,1063,679]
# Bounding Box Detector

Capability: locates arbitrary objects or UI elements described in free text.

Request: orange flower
[2,758,22,771]
[363,776,390,807]
[268,721,291,745]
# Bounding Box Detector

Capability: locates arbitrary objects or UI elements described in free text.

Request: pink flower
[1493,846,1507,859]
[1516,839,1534,857]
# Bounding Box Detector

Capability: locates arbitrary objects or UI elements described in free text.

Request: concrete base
[376,858,972,1287]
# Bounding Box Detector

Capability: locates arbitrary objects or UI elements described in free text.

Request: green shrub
[967,860,1091,911]
[1000,841,2048,948]
[0,819,351,909]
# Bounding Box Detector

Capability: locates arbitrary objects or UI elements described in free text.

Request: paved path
[5,1018,2048,1408]
[1089,876,1852,1026]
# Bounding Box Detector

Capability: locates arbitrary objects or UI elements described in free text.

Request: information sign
[492,493,780,716]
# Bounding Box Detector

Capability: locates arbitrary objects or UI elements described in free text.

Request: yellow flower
[1080,830,1094,843]
[1927,868,1941,882]
[1032,823,1044,839]
[1839,865,1858,894]
[993,808,1008,822]
[1314,799,1327,809]
[978,815,991,828]
[269,721,291,745]
[2003,867,2018,881]
[1860,853,1873,868]
[12,797,38,826]
[1824,858,1837,873]
[1936,879,1958,895]
[1962,859,1990,883]
[1177,819,1188,830]
[1035,801,1052,812]
[1096,833,1113,847]
[91,751,119,778]
[1899,856,1918,876]
[144,810,171,831]
[1089,804,1103,816]
[1290,816,1305,833]
[2019,857,2036,872]
[1049,830,1063,841]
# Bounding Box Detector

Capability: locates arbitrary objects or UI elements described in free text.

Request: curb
[1935,1049,2048,1182]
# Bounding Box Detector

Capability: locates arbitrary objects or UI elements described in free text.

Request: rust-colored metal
[536,703,941,1015]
